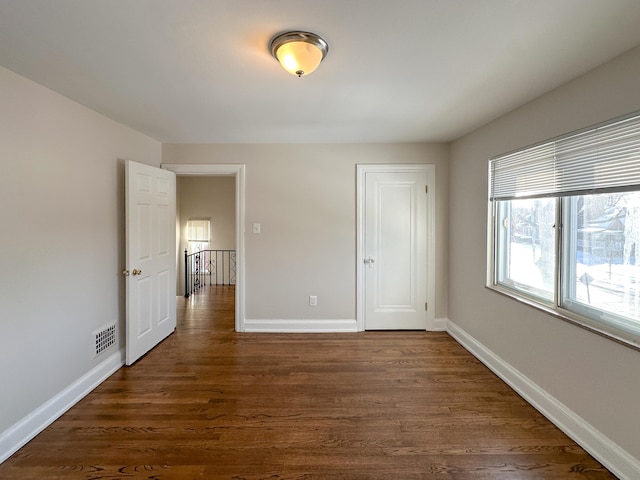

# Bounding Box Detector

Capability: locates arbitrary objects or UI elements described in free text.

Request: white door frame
[162,163,246,332]
[356,164,436,331]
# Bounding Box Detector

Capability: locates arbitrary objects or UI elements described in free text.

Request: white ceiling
[1,0,640,144]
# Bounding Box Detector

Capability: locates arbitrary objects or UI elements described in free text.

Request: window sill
[486,284,640,352]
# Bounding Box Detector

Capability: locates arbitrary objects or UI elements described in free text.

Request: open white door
[125,160,176,365]
[357,165,435,330]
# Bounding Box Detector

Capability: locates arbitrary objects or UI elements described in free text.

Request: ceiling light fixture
[270,31,329,77]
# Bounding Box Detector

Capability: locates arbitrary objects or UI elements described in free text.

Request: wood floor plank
[0,286,617,479]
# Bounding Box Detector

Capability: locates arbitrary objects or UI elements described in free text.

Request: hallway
[0,286,614,479]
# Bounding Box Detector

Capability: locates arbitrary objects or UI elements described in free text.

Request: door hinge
[425,185,428,194]
[425,302,428,311]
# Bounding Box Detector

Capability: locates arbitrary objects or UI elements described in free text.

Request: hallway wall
[162,143,449,324]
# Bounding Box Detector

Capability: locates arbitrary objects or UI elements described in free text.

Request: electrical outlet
[309,295,317,306]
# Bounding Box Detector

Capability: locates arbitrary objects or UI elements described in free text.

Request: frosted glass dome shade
[270,31,329,77]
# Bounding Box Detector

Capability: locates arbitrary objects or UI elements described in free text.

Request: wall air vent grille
[95,323,116,356]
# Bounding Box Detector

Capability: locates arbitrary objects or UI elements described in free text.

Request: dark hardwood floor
[1,286,616,479]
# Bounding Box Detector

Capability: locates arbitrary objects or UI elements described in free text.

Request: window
[489,112,640,348]
[495,197,556,302]
[187,219,210,254]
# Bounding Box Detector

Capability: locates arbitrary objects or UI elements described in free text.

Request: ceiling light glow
[270,31,329,77]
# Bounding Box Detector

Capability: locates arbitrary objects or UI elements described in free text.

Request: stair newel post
[184,249,189,298]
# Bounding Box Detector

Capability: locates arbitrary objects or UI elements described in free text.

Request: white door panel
[125,160,176,365]
[376,181,416,310]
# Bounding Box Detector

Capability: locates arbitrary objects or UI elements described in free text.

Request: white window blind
[187,219,210,242]
[490,111,640,201]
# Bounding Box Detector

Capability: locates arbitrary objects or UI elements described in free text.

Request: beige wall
[177,176,236,294]
[162,143,449,322]
[449,45,640,462]
[0,66,161,434]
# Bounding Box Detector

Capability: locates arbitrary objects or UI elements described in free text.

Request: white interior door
[358,165,434,330]
[125,160,176,365]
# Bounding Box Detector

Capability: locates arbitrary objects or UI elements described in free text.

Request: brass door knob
[132,269,142,276]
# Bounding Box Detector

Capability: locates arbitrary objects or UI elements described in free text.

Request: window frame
[493,197,558,304]
[487,112,640,352]
[488,197,640,351]
[186,218,211,254]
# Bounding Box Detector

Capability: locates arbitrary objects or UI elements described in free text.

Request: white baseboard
[244,318,447,333]
[431,317,448,331]
[243,318,358,333]
[0,348,125,464]
[446,321,640,480]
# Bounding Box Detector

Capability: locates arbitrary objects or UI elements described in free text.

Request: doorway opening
[162,163,246,332]
[179,178,236,297]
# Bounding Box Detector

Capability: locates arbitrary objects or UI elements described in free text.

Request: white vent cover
[94,323,116,356]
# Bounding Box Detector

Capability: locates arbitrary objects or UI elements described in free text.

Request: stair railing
[184,249,236,297]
